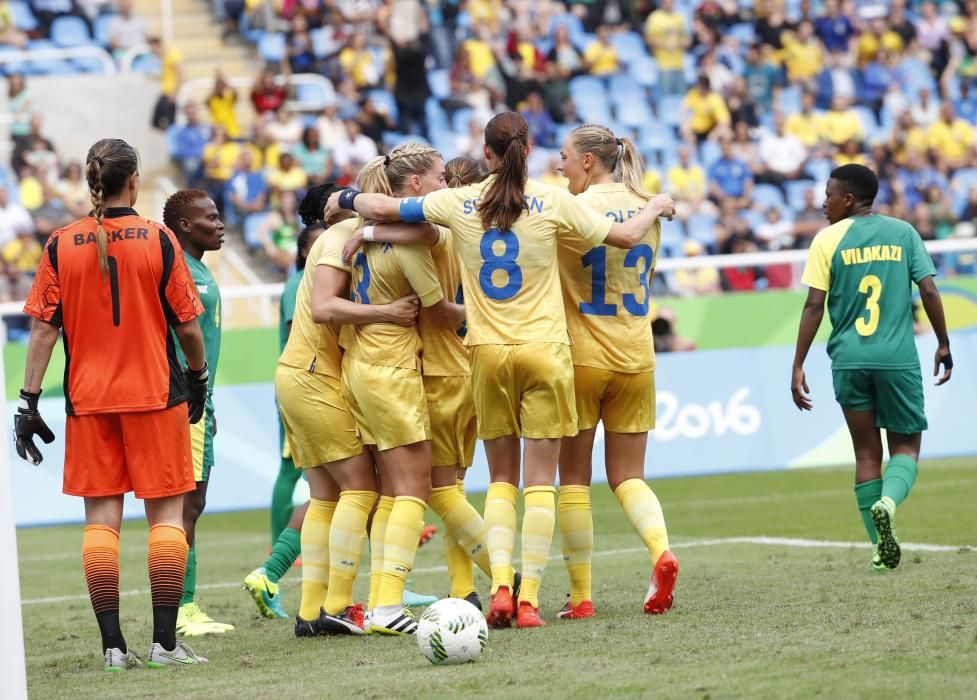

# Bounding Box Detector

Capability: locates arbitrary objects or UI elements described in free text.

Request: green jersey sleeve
[907,226,936,283]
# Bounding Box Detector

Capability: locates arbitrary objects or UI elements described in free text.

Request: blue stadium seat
[258,33,286,63]
[739,208,765,232]
[608,72,641,98]
[10,1,37,31]
[310,28,330,58]
[728,22,755,45]
[687,212,718,246]
[610,32,648,64]
[451,107,474,133]
[806,158,834,183]
[425,97,448,134]
[165,125,181,156]
[659,218,686,254]
[568,75,605,102]
[534,37,554,56]
[628,56,658,88]
[51,16,92,48]
[548,13,584,40]
[899,57,936,96]
[131,53,161,74]
[427,69,450,99]
[243,213,270,250]
[639,121,676,151]
[366,89,398,122]
[951,168,977,214]
[753,183,786,211]
[614,94,653,129]
[93,13,116,47]
[853,105,878,134]
[655,94,683,128]
[573,32,596,53]
[72,54,110,73]
[786,179,816,211]
[577,100,613,125]
[296,80,335,108]
[383,131,430,149]
[554,122,581,148]
[698,139,721,167]
[778,85,802,115]
[431,130,460,161]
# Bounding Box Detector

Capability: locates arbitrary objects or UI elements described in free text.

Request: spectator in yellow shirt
[680,75,732,144]
[207,73,241,139]
[783,91,823,148]
[339,31,380,88]
[267,151,308,207]
[927,101,975,170]
[645,0,691,95]
[583,25,619,76]
[857,18,904,67]
[888,109,928,165]
[821,95,864,146]
[782,20,823,83]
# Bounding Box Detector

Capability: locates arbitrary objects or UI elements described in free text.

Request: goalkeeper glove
[185,363,209,425]
[14,389,55,465]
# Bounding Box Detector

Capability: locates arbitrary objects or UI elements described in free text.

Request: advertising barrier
[8,331,975,527]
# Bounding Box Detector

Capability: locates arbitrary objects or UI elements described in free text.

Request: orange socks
[83,525,127,652]
[147,524,189,650]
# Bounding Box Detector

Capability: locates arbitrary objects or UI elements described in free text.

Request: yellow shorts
[424,375,477,468]
[275,365,362,469]
[470,342,577,440]
[574,366,656,433]
[341,356,431,451]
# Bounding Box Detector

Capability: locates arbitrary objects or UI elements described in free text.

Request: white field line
[20,536,974,607]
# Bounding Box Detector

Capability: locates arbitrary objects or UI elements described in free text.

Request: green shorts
[190,408,215,482]
[831,367,927,435]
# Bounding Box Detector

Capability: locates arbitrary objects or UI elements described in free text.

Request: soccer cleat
[485,586,514,629]
[363,610,374,635]
[557,598,595,620]
[871,497,901,569]
[418,524,437,547]
[318,603,366,635]
[146,640,208,667]
[871,545,895,572]
[370,606,418,636]
[644,550,679,615]
[243,568,288,619]
[403,580,438,608]
[104,647,142,672]
[464,591,482,611]
[294,613,321,637]
[515,601,545,628]
[177,602,235,636]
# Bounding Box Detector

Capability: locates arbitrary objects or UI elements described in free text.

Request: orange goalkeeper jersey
[24,207,203,415]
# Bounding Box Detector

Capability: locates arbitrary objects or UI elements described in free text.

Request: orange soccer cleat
[485,586,514,629]
[418,524,438,547]
[557,599,595,620]
[643,550,679,615]
[515,601,545,628]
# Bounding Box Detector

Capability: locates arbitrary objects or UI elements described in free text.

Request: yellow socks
[520,485,557,608]
[376,496,426,608]
[429,483,492,578]
[444,532,476,599]
[484,482,518,594]
[298,498,336,621]
[614,478,670,564]
[368,495,394,610]
[558,485,593,606]
[324,490,376,615]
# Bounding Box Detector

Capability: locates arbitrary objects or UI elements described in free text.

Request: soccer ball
[415,598,488,665]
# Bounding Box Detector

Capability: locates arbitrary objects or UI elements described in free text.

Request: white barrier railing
[2,237,974,321]
[0,46,116,74]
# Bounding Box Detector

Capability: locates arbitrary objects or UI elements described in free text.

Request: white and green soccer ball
[416,598,488,665]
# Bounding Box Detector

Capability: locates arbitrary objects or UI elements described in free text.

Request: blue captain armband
[338,188,360,210]
[400,196,427,222]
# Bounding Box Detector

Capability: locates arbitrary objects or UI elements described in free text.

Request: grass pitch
[18,458,977,699]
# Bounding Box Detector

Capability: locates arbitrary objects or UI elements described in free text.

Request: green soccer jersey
[174,253,222,410]
[280,269,303,352]
[802,214,936,370]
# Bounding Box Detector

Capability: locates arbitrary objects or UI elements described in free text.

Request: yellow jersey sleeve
[552,187,613,245]
[397,244,444,307]
[315,218,358,271]
[399,186,467,229]
[802,219,853,291]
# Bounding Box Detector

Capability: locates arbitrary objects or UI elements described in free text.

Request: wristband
[363,225,376,242]
[187,363,209,382]
[338,189,360,211]
[18,389,40,412]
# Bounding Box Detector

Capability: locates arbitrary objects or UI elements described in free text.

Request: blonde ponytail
[569,125,652,200]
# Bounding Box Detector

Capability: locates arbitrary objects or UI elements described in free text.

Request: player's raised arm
[341,222,441,265]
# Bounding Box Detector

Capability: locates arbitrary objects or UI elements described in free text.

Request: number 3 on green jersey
[855,274,882,336]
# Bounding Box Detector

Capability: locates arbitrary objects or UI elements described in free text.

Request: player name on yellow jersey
[839,245,904,266]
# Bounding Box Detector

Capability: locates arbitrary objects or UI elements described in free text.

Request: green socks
[180,544,197,606]
[882,454,918,507]
[271,457,301,543]
[264,527,302,583]
[854,479,882,544]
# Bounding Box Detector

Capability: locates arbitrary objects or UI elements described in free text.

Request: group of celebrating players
[10,106,953,671]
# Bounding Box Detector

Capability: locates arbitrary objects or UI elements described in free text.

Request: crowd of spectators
[161,0,977,288]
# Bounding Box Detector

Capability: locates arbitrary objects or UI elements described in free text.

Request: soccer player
[278,185,418,637]
[244,222,323,620]
[326,112,675,628]
[15,138,209,669]
[333,145,465,636]
[160,189,235,637]
[792,164,952,570]
[555,125,678,618]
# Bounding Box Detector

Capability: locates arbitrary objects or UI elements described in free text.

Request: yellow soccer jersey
[419,227,470,377]
[344,239,444,370]
[558,183,660,372]
[400,176,612,346]
[278,218,358,378]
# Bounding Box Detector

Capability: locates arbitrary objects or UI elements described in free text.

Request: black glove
[14,389,55,465]
[184,363,209,425]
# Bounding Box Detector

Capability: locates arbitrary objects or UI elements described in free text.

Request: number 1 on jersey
[855,274,882,336]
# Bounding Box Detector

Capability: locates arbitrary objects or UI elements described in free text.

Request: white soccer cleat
[146,640,209,667]
[104,647,143,672]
